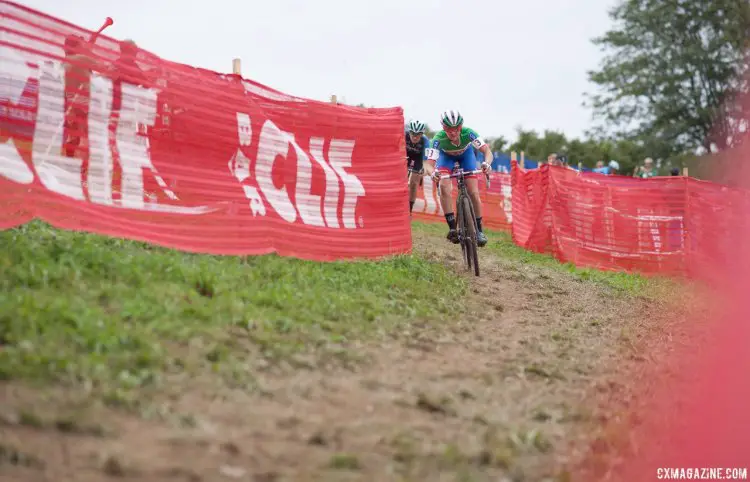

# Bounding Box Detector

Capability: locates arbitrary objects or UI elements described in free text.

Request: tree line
[413,0,750,178]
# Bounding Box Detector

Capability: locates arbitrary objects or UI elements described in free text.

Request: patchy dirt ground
[0,227,687,482]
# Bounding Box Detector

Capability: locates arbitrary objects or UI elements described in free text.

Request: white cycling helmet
[408,120,426,133]
[440,110,463,128]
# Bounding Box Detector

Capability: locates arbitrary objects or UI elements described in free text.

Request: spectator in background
[635,157,656,178]
[670,167,680,176]
[592,160,620,175]
[548,152,568,167]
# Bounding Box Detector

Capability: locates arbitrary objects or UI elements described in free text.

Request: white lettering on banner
[636,208,663,252]
[1,55,215,214]
[255,121,298,223]
[237,112,252,146]
[32,61,85,200]
[501,183,512,223]
[327,139,365,229]
[228,112,366,229]
[230,113,266,216]
[86,75,114,205]
[0,46,35,184]
[0,140,33,184]
[116,83,179,209]
[291,133,325,227]
[309,137,341,228]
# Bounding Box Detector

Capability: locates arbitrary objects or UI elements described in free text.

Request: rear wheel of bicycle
[460,193,480,277]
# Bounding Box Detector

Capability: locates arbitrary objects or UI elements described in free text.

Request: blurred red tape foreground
[0,1,410,261]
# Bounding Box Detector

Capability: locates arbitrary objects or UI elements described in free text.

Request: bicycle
[435,162,490,277]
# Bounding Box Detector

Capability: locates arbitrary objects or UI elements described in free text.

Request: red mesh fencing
[510,161,750,278]
[0,0,409,261]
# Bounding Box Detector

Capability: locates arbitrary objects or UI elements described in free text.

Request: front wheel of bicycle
[455,192,470,270]
[459,193,480,277]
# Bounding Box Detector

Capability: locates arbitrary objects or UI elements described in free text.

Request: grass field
[0,220,683,482]
[0,220,466,403]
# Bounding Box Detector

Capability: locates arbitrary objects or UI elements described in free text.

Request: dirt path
[1,228,675,482]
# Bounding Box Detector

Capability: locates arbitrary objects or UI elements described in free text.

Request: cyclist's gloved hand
[431,169,442,183]
[481,162,491,174]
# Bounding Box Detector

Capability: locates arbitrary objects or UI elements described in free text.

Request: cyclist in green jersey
[423,110,492,247]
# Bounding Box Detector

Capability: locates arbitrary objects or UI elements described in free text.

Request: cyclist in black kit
[406,120,429,215]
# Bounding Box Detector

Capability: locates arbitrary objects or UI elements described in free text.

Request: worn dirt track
[0,227,680,482]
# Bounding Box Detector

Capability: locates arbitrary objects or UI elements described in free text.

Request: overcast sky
[21,0,618,143]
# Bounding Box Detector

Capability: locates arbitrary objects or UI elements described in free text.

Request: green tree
[508,127,569,162]
[538,130,568,159]
[508,127,544,160]
[485,136,508,152]
[586,0,750,154]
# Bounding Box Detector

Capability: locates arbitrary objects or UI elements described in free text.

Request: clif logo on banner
[1,49,366,227]
[227,112,366,229]
[1,52,208,214]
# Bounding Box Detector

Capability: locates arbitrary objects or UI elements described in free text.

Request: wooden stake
[232,58,241,75]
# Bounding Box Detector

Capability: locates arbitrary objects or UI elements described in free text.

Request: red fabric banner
[0,1,410,261]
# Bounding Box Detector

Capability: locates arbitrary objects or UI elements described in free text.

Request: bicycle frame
[435,162,491,276]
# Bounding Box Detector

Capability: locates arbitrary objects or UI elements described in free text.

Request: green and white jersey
[425,127,486,160]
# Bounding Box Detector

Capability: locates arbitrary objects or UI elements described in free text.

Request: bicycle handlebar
[437,169,486,180]
[435,169,491,188]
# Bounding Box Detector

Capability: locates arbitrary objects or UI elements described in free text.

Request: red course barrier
[0,1,410,261]
[510,161,750,278]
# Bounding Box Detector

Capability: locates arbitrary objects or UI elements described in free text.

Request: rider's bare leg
[466,178,483,219]
[438,177,453,215]
[408,171,421,214]
[438,175,459,242]
[466,177,487,245]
